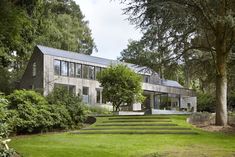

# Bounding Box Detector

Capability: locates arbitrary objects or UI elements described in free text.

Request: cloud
[75,0,142,60]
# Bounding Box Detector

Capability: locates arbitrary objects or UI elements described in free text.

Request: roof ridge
[37,45,118,62]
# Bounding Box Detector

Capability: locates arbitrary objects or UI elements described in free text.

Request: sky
[75,0,142,60]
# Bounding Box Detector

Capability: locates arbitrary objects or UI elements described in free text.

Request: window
[54,83,76,94]
[82,86,89,104]
[32,62,36,77]
[75,63,82,78]
[95,67,101,79]
[101,91,106,104]
[143,75,150,83]
[61,61,68,76]
[54,83,67,90]
[96,89,101,104]
[88,66,95,80]
[69,62,75,77]
[82,86,89,95]
[68,85,76,94]
[54,60,61,75]
[82,65,89,79]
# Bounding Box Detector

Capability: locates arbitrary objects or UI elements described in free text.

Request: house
[20,45,197,114]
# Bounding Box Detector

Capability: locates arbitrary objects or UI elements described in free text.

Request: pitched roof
[37,45,152,75]
[37,45,183,88]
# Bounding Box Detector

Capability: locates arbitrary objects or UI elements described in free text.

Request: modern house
[20,45,197,114]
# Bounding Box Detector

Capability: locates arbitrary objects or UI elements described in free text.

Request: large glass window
[82,86,89,104]
[54,83,67,90]
[95,67,101,79]
[82,65,89,79]
[101,91,106,104]
[96,89,101,104]
[54,83,76,94]
[61,61,68,76]
[69,62,75,77]
[75,63,82,78]
[54,60,61,75]
[32,62,36,77]
[88,66,95,80]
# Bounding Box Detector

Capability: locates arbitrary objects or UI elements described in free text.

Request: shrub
[0,145,15,157]
[0,94,16,157]
[197,93,216,112]
[48,104,72,129]
[0,95,9,137]
[47,87,87,128]
[7,90,54,134]
[86,105,111,115]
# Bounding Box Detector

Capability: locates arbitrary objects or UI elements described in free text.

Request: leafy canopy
[97,64,145,111]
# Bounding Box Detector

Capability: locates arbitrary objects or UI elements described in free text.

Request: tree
[0,0,96,93]
[120,0,235,126]
[96,64,145,111]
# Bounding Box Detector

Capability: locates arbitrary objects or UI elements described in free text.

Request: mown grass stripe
[82,127,191,130]
[102,120,172,123]
[96,124,178,126]
[109,117,170,120]
[74,131,198,135]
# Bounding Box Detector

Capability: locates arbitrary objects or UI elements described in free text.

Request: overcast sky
[75,0,142,60]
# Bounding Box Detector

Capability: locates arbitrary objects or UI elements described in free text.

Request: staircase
[73,115,198,135]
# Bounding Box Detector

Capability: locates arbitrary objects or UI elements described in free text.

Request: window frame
[75,63,82,78]
[95,67,101,80]
[82,64,89,79]
[61,61,69,76]
[88,65,95,80]
[69,62,75,77]
[54,60,61,75]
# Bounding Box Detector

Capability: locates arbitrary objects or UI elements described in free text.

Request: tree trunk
[215,72,228,126]
[215,35,228,126]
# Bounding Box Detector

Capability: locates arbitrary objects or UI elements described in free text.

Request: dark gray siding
[20,47,43,90]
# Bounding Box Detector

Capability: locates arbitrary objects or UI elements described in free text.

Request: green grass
[9,115,235,157]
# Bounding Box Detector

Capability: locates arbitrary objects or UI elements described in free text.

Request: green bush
[48,104,72,129]
[7,90,54,134]
[86,105,111,115]
[0,94,16,157]
[47,87,87,128]
[0,147,15,157]
[0,95,10,137]
[197,93,216,112]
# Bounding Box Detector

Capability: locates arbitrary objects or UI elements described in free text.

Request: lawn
[10,115,235,157]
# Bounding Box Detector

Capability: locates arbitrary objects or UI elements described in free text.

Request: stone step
[96,123,178,127]
[109,116,170,120]
[102,120,172,123]
[82,127,191,130]
[74,131,198,135]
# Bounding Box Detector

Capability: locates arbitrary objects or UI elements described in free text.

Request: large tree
[120,0,235,125]
[0,0,96,93]
[97,64,145,112]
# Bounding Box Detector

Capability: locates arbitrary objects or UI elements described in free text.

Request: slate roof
[161,80,183,88]
[37,45,183,88]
